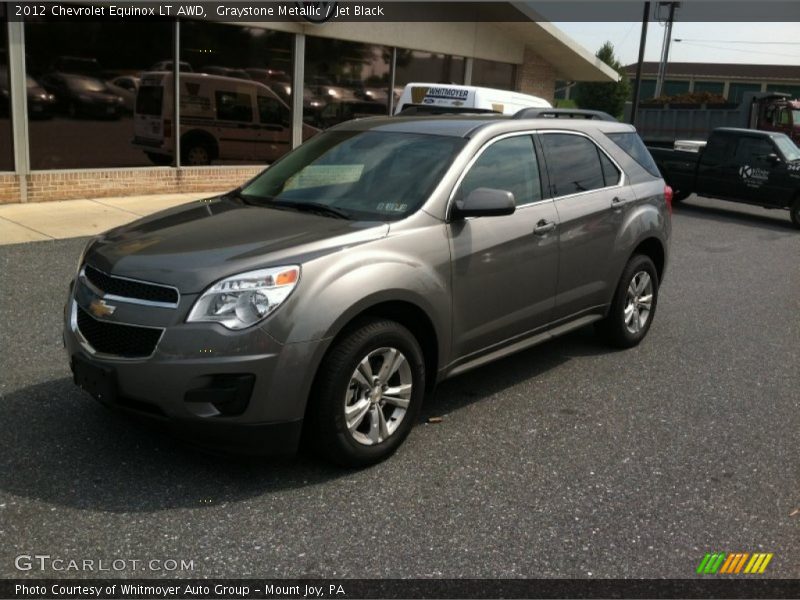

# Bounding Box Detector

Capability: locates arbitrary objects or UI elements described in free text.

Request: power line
[674,41,800,59]
[674,38,800,45]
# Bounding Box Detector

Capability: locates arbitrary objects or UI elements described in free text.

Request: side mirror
[452,187,515,219]
[766,152,781,164]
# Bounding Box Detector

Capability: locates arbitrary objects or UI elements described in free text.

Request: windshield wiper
[270,200,352,220]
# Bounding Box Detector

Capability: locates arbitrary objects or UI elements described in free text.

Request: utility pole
[629,1,651,125]
[654,1,679,98]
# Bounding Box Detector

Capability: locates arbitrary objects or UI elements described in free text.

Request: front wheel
[790,197,800,229]
[597,255,660,348]
[304,319,426,467]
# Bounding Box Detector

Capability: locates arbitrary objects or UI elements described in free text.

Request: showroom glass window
[0,8,14,170]
[472,59,516,91]
[304,36,391,130]
[394,49,466,92]
[24,17,173,169]
[180,21,293,166]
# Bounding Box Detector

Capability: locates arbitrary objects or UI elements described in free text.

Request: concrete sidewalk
[0,192,225,246]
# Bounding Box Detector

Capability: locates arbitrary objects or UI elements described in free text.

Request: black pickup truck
[649,127,800,228]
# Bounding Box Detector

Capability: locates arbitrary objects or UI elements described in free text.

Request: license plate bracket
[72,355,117,404]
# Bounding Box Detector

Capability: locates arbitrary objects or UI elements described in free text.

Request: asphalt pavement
[0,195,798,579]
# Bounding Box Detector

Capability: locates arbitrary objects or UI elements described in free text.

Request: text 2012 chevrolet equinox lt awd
[65,115,671,466]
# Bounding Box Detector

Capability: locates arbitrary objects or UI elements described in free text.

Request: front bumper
[63,277,328,455]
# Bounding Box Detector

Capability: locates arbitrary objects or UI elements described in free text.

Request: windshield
[240,130,466,221]
[773,135,800,162]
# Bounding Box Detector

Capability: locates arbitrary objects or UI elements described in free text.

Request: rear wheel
[597,254,659,348]
[672,189,691,203]
[304,319,425,467]
[790,197,800,229]
[182,142,212,166]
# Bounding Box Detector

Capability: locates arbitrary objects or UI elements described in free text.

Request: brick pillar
[516,45,556,104]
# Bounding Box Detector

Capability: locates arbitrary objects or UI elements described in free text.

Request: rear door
[448,133,560,359]
[134,73,168,147]
[213,88,256,161]
[538,131,625,321]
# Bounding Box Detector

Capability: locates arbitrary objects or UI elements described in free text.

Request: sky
[553,22,800,67]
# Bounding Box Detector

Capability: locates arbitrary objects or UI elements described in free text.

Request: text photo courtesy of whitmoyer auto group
[0,0,798,599]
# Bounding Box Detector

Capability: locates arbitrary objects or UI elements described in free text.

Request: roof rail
[395,104,500,117]
[512,108,617,121]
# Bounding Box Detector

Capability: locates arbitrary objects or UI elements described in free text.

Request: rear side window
[458,135,542,206]
[540,133,605,196]
[605,131,660,177]
[216,91,252,122]
[136,86,163,116]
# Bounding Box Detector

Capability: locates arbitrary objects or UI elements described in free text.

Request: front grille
[84,264,178,305]
[76,306,163,358]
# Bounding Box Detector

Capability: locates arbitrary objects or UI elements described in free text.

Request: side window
[540,133,605,196]
[599,151,621,186]
[734,137,774,164]
[458,135,542,206]
[216,91,252,122]
[257,96,289,127]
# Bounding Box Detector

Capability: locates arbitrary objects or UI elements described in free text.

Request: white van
[394,83,551,116]
[133,72,317,166]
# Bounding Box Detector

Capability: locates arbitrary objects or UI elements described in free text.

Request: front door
[448,134,560,360]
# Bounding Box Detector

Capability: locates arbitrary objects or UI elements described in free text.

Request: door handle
[611,196,631,208]
[533,220,556,235]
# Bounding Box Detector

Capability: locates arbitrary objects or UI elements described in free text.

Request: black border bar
[3,579,800,599]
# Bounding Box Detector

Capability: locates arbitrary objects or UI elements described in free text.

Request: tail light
[664,185,673,215]
[163,119,172,138]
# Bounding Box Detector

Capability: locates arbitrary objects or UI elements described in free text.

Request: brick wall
[516,46,556,104]
[0,166,265,204]
[0,174,21,204]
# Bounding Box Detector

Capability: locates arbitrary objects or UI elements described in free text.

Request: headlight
[187,266,300,330]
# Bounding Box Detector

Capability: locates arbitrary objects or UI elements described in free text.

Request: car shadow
[676,197,795,232]
[0,326,610,513]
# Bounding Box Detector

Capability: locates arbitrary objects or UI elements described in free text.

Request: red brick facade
[516,46,556,104]
[0,166,265,204]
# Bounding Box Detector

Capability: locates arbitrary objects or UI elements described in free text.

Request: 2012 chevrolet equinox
[65,115,671,466]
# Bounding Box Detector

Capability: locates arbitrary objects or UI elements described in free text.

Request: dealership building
[0,3,617,204]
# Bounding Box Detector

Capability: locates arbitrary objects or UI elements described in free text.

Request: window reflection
[0,11,14,170]
[178,22,296,165]
[304,37,391,129]
[394,49,466,90]
[472,59,516,91]
[25,18,173,169]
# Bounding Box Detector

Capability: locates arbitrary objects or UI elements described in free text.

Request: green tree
[574,42,631,119]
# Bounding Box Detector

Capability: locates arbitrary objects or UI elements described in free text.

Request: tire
[672,190,691,203]
[182,143,212,166]
[304,319,426,467]
[597,254,660,348]
[145,152,172,166]
[791,197,800,229]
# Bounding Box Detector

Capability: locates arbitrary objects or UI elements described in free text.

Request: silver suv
[64,115,671,466]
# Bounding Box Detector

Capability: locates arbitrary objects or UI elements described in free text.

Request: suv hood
[86,196,389,293]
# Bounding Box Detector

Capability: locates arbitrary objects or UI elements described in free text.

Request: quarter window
[458,136,542,206]
[599,151,621,187]
[540,133,605,196]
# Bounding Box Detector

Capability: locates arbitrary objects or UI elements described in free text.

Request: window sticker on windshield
[284,164,364,191]
[376,202,408,213]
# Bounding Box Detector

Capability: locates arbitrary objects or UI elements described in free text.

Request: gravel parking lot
[0,195,797,579]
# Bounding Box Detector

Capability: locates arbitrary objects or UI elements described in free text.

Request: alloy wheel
[623,271,654,335]
[344,347,412,446]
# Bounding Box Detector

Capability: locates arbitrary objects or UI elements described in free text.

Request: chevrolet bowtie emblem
[89,298,116,318]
